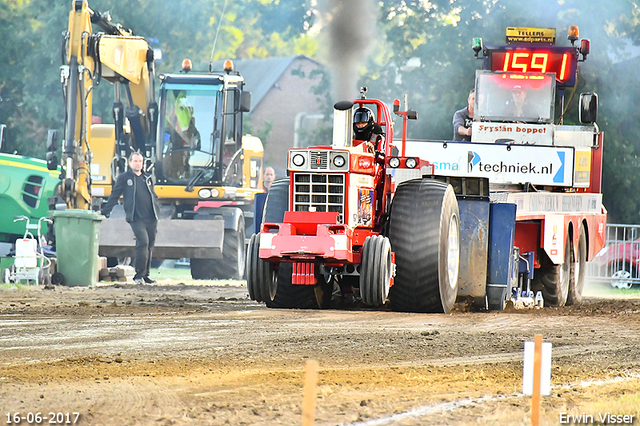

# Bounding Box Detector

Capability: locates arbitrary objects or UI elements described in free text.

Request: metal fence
[586,223,640,288]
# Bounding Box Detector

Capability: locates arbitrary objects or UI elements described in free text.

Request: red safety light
[181,59,192,73]
[580,39,590,59]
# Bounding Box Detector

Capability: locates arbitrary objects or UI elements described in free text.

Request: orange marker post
[531,334,543,426]
[302,360,319,426]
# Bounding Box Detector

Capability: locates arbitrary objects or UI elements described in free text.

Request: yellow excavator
[47,0,264,279]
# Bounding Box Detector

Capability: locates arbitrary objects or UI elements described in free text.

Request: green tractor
[0,152,61,247]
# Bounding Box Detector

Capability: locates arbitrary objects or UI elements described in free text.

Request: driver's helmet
[353,107,374,140]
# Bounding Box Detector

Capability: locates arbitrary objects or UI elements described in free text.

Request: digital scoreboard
[487,47,578,87]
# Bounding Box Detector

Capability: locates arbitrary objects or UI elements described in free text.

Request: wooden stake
[531,334,543,426]
[302,359,319,426]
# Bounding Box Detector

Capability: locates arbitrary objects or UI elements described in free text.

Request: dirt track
[1,280,639,426]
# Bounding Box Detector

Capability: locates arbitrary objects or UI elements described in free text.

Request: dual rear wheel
[246,179,320,309]
[246,233,276,302]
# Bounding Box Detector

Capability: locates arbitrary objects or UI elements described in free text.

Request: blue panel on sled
[254,192,268,234]
[487,203,517,309]
[457,198,490,298]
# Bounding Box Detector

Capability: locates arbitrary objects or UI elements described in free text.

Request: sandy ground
[0,278,639,426]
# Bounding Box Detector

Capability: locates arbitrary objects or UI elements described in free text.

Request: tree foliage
[2,0,640,222]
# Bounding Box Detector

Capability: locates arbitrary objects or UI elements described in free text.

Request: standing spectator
[100,151,160,284]
[452,89,475,141]
[263,166,276,192]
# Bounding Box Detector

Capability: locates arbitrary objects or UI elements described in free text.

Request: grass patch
[0,283,32,290]
[150,266,192,281]
[584,280,640,298]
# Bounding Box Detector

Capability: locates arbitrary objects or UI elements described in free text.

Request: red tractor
[247,91,461,313]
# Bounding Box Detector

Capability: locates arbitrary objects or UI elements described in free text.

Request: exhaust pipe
[332,101,354,148]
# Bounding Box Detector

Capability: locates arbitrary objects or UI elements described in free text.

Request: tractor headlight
[292,153,305,167]
[406,158,418,169]
[333,155,346,168]
[198,188,212,198]
[389,157,400,168]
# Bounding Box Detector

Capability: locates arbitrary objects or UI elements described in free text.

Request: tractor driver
[353,107,384,154]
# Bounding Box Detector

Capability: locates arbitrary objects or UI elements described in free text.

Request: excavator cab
[155,77,233,186]
[153,68,252,189]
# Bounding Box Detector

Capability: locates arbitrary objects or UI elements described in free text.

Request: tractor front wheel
[359,235,392,306]
[264,263,322,309]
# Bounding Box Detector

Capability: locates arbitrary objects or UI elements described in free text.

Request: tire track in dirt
[395,343,634,367]
[340,372,640,426]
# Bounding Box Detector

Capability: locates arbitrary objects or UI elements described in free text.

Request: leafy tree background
[1,0,639,223]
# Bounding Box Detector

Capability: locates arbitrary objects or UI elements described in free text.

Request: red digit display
[490,48,576,85]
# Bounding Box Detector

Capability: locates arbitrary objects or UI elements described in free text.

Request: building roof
[210,55,323,108]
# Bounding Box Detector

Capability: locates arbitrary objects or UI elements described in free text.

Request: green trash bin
[51,209,104,286]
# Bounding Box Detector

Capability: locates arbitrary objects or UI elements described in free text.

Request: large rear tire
[388,179,460,313]
[567,227,587,305]
[533,232,571,307]
[262,179,290,223]
[360,235,392,306]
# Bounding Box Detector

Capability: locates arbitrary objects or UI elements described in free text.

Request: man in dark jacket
[100,151,160,284]
[452,89,475,141]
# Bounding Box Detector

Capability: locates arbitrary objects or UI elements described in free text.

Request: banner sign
[506,27,556,44]
[472,122,553,145]
[506,192,603,215]
[405,140,574,186]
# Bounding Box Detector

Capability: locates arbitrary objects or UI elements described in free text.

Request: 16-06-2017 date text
[5,412,80,424]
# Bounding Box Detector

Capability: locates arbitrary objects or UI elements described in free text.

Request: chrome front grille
[293,173,345,221]
[310,151,328,169]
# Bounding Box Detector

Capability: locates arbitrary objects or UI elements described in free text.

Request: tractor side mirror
[240,91,251,113]
[579,92,598,124]
[46,129,59,170]
[46,129,59,151]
